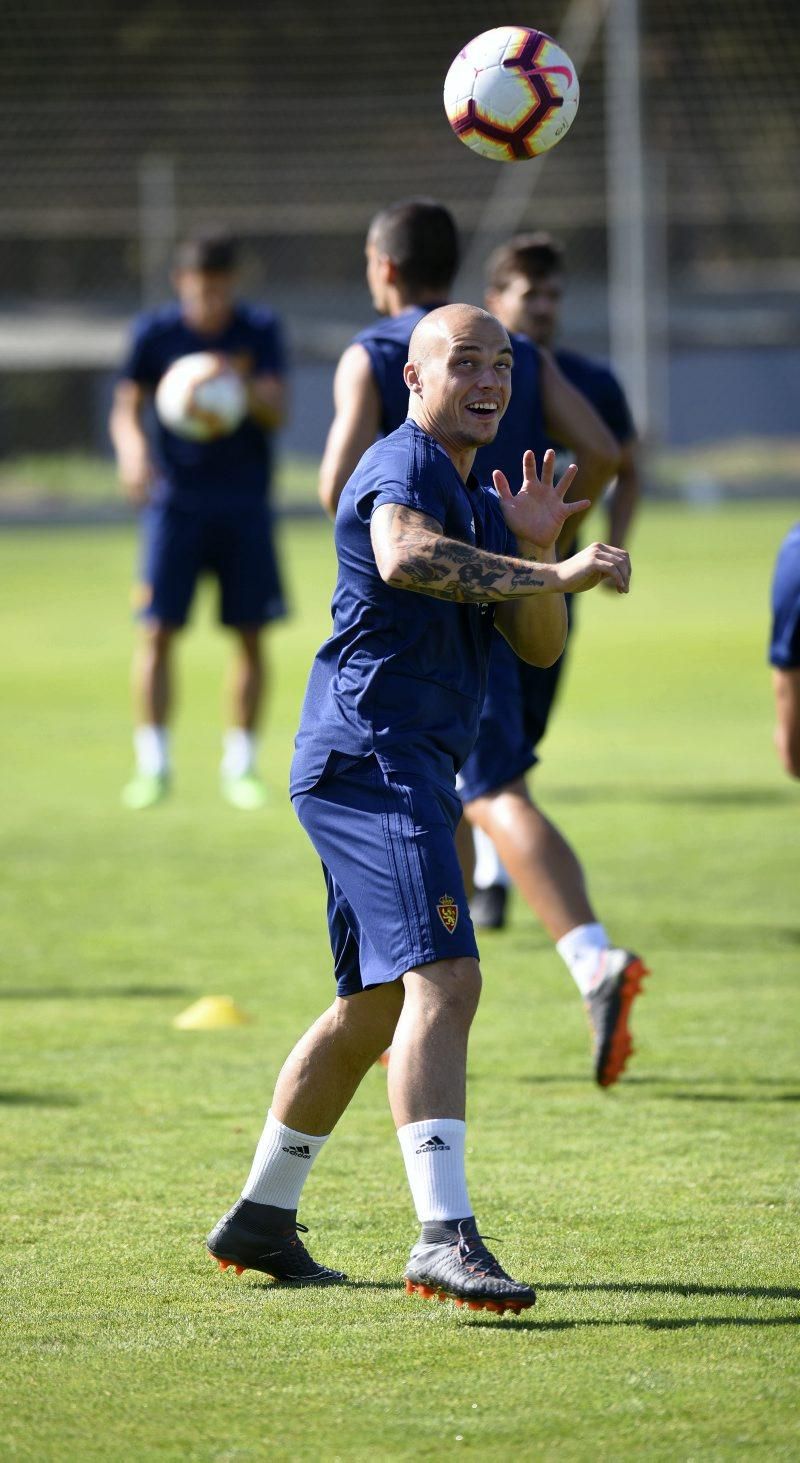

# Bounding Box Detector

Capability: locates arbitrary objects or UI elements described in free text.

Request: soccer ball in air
[155,353,247,441]
[443,26,579,162]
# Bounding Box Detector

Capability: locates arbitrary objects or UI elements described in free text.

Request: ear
[404,360,423,396]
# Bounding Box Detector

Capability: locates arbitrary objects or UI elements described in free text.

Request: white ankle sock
[222,728,257,779]
[472,827,511,891]
[241,1110,329,1209]
[134,725,169,777]
[556,922,610,996]
[397,1119,471,1222]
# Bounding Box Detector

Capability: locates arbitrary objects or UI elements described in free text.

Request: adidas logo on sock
[281,1144,311,1158]
[415,1134,450,1154]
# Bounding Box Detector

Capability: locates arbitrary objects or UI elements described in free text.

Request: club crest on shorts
[436,893,459,933]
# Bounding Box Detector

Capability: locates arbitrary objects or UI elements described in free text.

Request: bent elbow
[519,628,567,669]
[317,480,337,519]
[374,544,403,586]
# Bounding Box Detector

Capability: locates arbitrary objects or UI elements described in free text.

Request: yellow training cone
[173,995,252,1030]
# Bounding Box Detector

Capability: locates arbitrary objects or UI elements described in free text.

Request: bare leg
[454,815,475,900]
[271,982,405,1135]
[228,626,265,731]
[387,957,482,1126]
[133,620,176,726]
[464,776,595,943]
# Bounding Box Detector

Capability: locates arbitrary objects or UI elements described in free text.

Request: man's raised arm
[370,500,630,668]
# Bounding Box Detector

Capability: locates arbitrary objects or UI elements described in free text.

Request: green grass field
[1,503,798,1461]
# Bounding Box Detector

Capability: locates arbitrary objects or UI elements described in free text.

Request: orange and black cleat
[585,948,649,1088]
[206,1203,346,1285]
[404,1220,535,1315]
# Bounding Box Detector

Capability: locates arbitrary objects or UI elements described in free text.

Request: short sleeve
[250,313,288,377]
[769,529,800,669]
[354,440,449,530]
[118,316,160,388]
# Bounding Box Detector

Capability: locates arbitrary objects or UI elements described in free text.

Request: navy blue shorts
[137,499,286,629]
[457,605,574,804]
[293,754,479,997]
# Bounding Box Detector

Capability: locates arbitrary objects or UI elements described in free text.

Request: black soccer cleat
[585,948,650,1088]
[206,1203,346,1285]
[404,1220,535,1315]
[469,883,509,930]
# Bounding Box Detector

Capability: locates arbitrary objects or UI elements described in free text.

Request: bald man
[206,306,631,1313]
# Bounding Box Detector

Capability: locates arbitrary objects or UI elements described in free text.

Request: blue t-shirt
[548,348,635,455]
[291,420,517,795]
[354,305,448,437]
[769,523,800,670]
[119,301,287,507]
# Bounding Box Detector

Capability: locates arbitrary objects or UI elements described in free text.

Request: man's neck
[388,289,450,319]
[409,412,475,483]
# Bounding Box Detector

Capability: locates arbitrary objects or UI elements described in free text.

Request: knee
[466,779,530,832]
[141,622,174,660]
[409,958,482,1028]
[235,628,263,664]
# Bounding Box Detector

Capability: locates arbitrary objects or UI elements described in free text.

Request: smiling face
[404,305,513,474]
[486,270,563,348]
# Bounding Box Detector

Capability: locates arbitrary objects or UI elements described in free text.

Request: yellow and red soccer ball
[444,25,579,162]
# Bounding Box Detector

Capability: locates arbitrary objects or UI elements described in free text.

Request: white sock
[222,728,257,779]
[556,922,611,996]
[472,827,511,891]
[134,724,169,777]
[241,1110,329,1209]
[397,1119,472,1222]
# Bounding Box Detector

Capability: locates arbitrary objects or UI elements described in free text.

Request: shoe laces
[455,1220,507,1278]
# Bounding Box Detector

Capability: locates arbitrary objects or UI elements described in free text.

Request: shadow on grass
[552,784,793,809]
[538,1281,800,1301]
[0,1090,79,1107]
[0,985,189,1000]
[518,1076,799,1102]
[468,1314,800,1332]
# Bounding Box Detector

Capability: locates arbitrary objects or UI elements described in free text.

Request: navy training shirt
[290,420,517,795]
[548,348,635,456]
[769,522,800,670]
[119,301,287,507]
[353,305,447,437]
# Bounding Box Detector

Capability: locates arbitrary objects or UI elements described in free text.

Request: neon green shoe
[222,772,268,811]
[121,772,169,810]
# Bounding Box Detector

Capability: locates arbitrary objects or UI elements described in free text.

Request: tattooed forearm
[370,500,550,603]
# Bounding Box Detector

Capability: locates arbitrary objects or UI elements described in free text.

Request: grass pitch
[1,503,798,1460]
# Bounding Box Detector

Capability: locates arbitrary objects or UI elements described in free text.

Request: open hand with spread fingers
[492,448,590,551]
[556,540,632,595]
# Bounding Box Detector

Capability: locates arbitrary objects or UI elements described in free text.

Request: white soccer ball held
[155,352,248,441]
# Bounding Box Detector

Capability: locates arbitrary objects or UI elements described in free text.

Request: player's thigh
[294,756,478,995]
[138,502,203,628]
[211,505,287,628]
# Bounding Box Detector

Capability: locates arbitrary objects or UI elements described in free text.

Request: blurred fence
[1,0,799,477]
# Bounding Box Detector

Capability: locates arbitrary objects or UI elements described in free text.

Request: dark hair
[173,228,239,274]
[368,198,459,293]
[485,232,565,291]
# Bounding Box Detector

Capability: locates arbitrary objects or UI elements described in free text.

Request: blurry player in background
[469,230,643,928]
[319,200,647,1086]
[110,230,287,810]
[769,521,800,777]
[461,231,647,1085]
